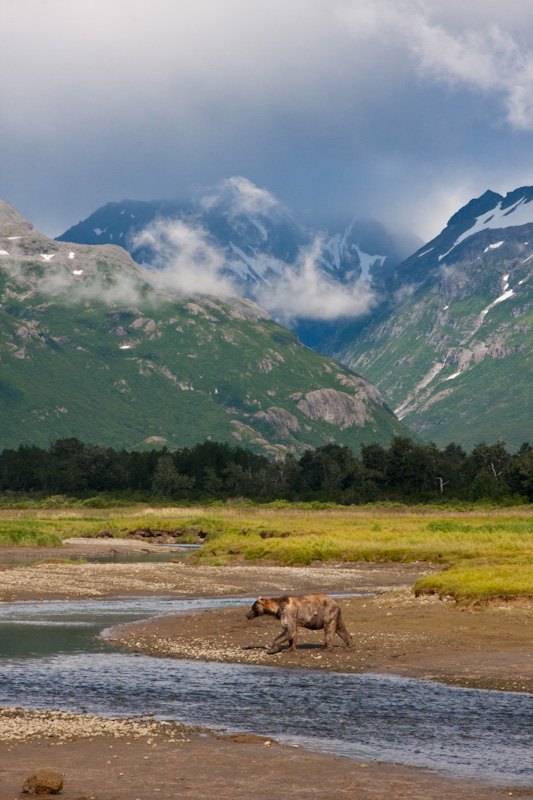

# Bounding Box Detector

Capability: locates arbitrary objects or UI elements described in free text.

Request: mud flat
[0,553,423,600]
[0,708,523,800]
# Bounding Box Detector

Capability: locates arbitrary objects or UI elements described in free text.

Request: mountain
[329,187,533,451]
[0,199,408,455]
[56,179,420,347]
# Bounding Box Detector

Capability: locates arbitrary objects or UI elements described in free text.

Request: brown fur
[246,593,353,653]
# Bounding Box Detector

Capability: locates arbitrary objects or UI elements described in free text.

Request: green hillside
[333,226,533,450]
[0,200,407,455]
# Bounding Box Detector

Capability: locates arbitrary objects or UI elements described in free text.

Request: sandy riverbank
[108,584,533,693]
[0,708,524,800]
[0,544,424,600]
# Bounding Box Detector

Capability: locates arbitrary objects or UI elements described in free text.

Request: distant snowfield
[439,196,533,261]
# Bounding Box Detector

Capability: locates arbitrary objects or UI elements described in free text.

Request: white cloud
[200,177,280,218]
[132,219,236,297]
[339,0,533,131]
[132,217,377,321]
[3,0,533,241]
[256,238,377,324]
[3,256,145,306]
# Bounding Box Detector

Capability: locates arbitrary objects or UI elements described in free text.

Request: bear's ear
[257,596,264,601]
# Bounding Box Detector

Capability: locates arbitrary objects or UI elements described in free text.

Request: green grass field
[1,503,532,601]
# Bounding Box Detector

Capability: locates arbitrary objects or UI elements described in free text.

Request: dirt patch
[0,710,524,800]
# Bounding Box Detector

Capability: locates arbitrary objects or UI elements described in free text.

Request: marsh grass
[414,558,533,600]
[0,504,532,599]
[0,506,225,546]
[0,519,63,547]
[187,507,533,599]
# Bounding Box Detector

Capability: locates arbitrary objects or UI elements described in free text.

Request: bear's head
[246,597,266,619]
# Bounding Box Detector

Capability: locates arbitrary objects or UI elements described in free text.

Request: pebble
[0,707,196,744]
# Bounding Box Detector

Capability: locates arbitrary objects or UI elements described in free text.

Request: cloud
[132,219,236,297]
[256,238,377,324]
[339,0,533,131]
[3,0,533,242]
[132,214,377,322]
[3,255,145,306]
[200,176,280,218]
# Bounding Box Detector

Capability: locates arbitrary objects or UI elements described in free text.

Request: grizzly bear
[246,593,353,654]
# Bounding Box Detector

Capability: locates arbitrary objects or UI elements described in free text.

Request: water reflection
[0,544,198,567]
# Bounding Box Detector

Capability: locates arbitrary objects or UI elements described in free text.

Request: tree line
[0,436,532,503]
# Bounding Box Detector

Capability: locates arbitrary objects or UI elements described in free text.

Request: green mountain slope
[332,191,533,451]
[0,200,407,455]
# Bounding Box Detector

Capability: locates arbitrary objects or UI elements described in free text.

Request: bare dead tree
[436,476,449,494]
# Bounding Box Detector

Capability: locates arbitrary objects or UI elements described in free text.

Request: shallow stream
[0,595,532,785]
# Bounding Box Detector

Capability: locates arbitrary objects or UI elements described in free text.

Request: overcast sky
[3,0,533,241]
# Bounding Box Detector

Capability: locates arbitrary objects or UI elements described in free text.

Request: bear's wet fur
[246,593,353,653]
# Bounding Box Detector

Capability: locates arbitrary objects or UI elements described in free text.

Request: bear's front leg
[268,625,296,654]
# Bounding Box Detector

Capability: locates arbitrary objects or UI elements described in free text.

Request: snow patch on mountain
[246,215,268,241]
[478,273,515,322]
[228,242,285,280]
[355,246,384,281]
[318,225,386,281]
[439,195,533,261]
[320,230,350,272]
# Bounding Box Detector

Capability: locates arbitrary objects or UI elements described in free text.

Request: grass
[0,504,532,600]
[414,558,533,601]
[0,521,63,547]
[0,506,224,545]
[185,507,533,600]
